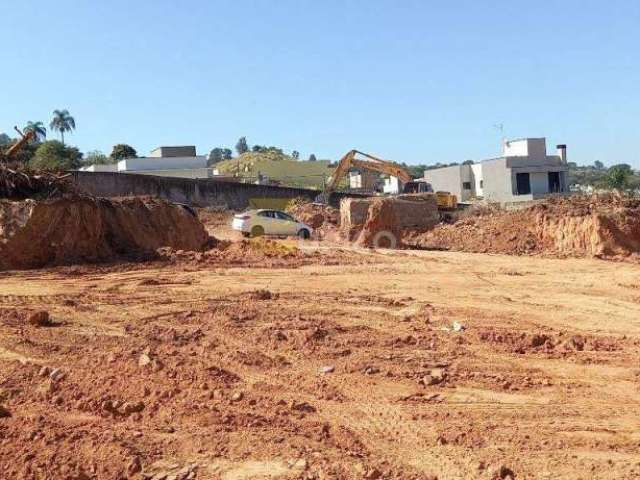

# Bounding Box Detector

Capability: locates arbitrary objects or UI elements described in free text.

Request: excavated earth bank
[0,196,209,270]
[405,194,640,258]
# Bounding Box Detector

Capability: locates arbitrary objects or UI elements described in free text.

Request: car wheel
[297,228,310,240]
[251,225,265,238]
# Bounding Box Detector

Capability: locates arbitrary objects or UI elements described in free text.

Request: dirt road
[1,248,639,479]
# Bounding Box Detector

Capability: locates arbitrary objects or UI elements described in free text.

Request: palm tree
[49,109,76,145]
[23,121,47,143]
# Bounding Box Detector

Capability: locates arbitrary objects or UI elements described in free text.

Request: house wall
[118,156,207,171]
[149,146,197,158]
[481,158,513,202]
[423,165,465,200]
[470,163,483,197]
[80,164,118,172]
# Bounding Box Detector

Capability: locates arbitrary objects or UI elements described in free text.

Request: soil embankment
[406,195,640,258]
[0,196,209,269]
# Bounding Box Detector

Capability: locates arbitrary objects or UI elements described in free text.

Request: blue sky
[1,0,638,167]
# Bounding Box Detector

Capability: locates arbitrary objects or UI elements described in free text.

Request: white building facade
[422,138,569,203]
[81,146,212,179]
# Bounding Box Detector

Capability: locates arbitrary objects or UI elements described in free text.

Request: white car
[232,209,313,239]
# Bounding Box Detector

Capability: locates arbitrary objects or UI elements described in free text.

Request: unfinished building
[422,138,569,204]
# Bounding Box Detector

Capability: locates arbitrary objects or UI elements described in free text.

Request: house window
[515,173,531,195]
[462,182,472,190]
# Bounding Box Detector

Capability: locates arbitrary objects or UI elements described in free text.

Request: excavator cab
[402,180,433,194]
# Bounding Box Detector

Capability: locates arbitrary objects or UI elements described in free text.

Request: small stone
[0,405,11,418]
[122,401,145,415]
[230,392,243,402]
[452,321,466,332]
[127,456,142,475]
[292,458,308,470]
[38,366,51,377]
[28,311,51,327]
[49,368,66,383]
[138,354,152,367]
[421,374,441,386]
[364,366,380,375]
[320,365,335,374]
[364,468,382,479]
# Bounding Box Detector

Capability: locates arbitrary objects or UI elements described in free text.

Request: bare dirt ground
[1,247,640,479]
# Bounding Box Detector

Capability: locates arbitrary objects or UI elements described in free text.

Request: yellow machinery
[0,127,35,163]
[321,149,457,210]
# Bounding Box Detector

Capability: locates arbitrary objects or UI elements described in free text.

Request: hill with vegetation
[214,151,335,189]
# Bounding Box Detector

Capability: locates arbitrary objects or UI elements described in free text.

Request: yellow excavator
[0,127,36,163]
[320,149,457,209]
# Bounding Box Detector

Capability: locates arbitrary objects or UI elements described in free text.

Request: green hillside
[215,152,335,189]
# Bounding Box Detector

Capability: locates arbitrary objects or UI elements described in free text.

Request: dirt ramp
[0,197,209,269]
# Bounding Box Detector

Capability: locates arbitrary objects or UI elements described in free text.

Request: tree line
[207,136,316,165]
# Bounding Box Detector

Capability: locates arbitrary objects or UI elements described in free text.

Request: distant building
[422,138,569,203]
[348,169,378,191]
[382,176,401,194]
[81,145,214,179]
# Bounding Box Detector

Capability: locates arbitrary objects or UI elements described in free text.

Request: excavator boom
[324,149,412,196]
[1,127,35,162]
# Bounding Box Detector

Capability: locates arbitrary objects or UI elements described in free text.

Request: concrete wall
[80,164,118,172]
[503,138,546,158]
[470,163,483,197]
[71,171,362,210]
[480,158,511,202]
[118,156,207,171]
[149,146,197,158]
[423,165,465,200]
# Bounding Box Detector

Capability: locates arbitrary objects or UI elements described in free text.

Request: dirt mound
[355,197,401,248]
[286,199,339,229]
[405,194,640,258]
[0,196,209,269]
[0,166,72,200]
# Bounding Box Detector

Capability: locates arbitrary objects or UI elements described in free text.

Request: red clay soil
[355,198,401,248]
[405,194,640,258]
[0,196,210,270]
[286,201,339,230]
[158,238,363,269]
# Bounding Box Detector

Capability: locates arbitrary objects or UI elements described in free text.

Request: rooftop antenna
[493,123,506,152]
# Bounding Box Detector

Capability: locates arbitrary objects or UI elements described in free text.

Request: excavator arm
[1,127,35,162]
[324,149,412,196]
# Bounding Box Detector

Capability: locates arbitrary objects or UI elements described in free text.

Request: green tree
[31,140,83,170]
[292,150,300,160]
[252,145,264,152]
[603,165,632,191]
[110,144,137,160]
[222,148,232,160]
[49,109,76,145]
[208,148,224,165]
[23,121,47,142]
[309,154,317,162]
[462,159,474,165]
[236,136,249,155]
[85,150,113,165]
[594,160,604,170]
[0,133,11,145]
